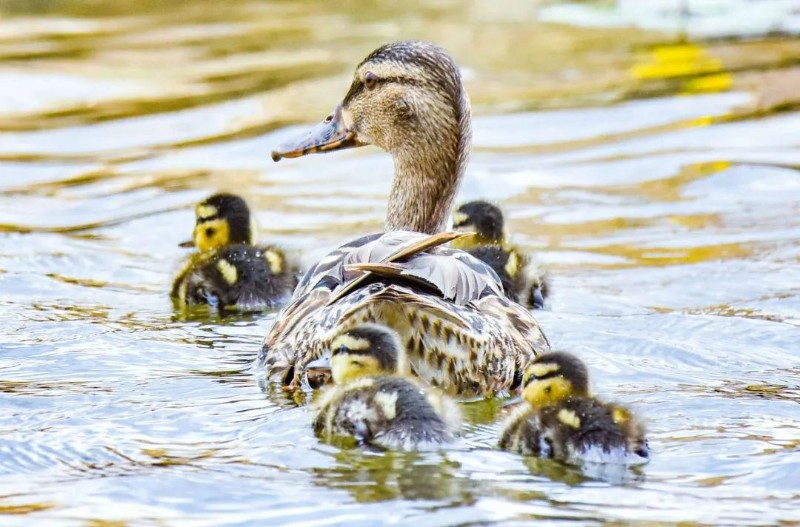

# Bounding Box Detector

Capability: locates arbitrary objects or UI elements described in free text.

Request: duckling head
[181,193,256,252]
[310,324,403,385]
[272,41,471,234]
[452,200,505,245]
[522,352,590,407]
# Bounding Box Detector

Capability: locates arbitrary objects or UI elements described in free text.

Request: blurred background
[1,0,799,525]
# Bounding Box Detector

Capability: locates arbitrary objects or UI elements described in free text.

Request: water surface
[1,1,799,525]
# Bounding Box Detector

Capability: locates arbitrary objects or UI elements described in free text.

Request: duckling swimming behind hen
[310,324,461,451]
[499,352,648,465]
[452,200,549,309]
[171,193,298,311]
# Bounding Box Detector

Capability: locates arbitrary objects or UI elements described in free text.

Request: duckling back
[465,245,548,309]
[465,245,528,303]
[314,376,457,451]
[172,245,297,311]
[499,397,648,465]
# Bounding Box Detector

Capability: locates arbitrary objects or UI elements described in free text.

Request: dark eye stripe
[196,214,220,224]
[342,76,420,106]
[524,369,560,386]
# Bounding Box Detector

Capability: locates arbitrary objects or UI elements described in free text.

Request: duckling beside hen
[171,193,298,311]
[499,352,649,465]
[452,200,549,310]
[310,324,461,451]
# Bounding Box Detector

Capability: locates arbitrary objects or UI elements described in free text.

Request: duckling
[499,352,648,465]
[171,193,298,311]
[309,324,461,451]
[451,200,549,310]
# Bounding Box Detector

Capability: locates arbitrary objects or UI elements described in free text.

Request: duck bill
[271,104,365,162]
[306,356,331,372]
[178,240,195,248]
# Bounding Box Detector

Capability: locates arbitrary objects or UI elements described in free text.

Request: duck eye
[205,227,215,237]
[333,345,348,356]
[545,386,551,394]
[364,71,378,89]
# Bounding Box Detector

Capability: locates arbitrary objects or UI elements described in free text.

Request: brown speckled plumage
[264,42,550,396]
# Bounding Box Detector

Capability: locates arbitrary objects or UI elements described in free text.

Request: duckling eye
[364,71,378,90]
[333,345,348,356]
[205,227,215,238]
[545,386,551,394]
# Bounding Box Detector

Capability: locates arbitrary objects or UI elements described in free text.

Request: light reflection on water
[0,0,799,525]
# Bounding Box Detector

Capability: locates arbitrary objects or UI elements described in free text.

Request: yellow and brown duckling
[171,193,298,311]
[451,200,549,310]
[499,352,649,465]
[309,324,461,451]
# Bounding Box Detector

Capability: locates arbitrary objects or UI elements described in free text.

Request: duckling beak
[271,104,365,161]
[531,287,545,310]
[306,355,333,389]
[178,240,195,248]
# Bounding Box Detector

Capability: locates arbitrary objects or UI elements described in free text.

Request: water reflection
[311,449,472,503]
[1,0,799,524]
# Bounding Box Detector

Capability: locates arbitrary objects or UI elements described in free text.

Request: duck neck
[385,93,472,234]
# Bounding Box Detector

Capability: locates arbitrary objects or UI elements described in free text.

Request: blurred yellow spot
[0,502,55,515]
[689,116,715,127]
[633,44,731,95]
[683,73,732,94]
[612,407,630,424]
[632,44,723,80]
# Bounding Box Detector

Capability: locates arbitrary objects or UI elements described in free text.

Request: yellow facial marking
[452,212,469,227]
[331,353,381,384]
[523,362,560,386]
[557,409,581,429]
[264,249,284,275]
[330,334,371,352]
[374,391,398,420]
[505,250,521,278]
[523,377,573,408]
[215,259,238,285]
[529,362,560,378]
[194,218,230,252]
[196,204,218,220]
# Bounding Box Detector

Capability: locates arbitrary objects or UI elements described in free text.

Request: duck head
[308,324,404,385]
[180,193,256,252]
[272,41,472,234]
[451,200,505,248]
[522,352,590,407]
